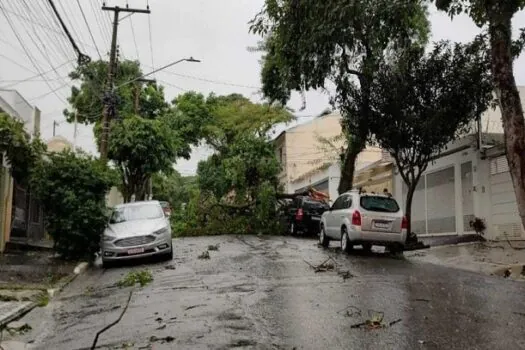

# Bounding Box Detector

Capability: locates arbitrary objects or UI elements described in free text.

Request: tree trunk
[404,182,416,238]
[337,138,365,194]
[489,13,525,231]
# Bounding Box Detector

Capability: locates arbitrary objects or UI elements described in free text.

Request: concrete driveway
[5,235,525,349]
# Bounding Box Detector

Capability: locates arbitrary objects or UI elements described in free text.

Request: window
[342,196,352,209]
[110,203,164,224]
[332,195,348,210]
[279,147,283,163]
[360,196,400,213]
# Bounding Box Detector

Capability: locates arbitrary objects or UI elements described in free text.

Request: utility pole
[99,4,150,163]
[52,120,58,137]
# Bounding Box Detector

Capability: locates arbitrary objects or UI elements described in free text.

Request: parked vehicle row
[319,190,407,253]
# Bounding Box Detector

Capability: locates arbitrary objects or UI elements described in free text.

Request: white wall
[394,141,492,237]
[290,162,341,204]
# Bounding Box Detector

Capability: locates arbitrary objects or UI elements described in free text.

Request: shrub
[31,150,115,261]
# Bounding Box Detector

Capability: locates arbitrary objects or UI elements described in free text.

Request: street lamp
[116,57,201,90]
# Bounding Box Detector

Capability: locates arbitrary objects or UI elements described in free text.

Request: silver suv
[319,191,407,253]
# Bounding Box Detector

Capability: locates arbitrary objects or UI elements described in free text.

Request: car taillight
[401,216,408,230]
[295,208,304,221]
[351,210,361,226]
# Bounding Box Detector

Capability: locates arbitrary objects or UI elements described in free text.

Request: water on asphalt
[6,235,525,349]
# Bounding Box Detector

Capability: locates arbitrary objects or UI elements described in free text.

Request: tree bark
[404,182,416,238]
[489,12,525,231]
[337,138,365,194]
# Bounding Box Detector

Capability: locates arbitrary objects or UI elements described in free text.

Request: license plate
[311,216,320,221]
[374,222,390,229]
[127,247,145,255]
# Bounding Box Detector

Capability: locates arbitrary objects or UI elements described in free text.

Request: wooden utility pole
[52,120,58,137]
[99,4,150,163]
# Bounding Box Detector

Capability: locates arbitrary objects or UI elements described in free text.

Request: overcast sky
[1,1,524,176]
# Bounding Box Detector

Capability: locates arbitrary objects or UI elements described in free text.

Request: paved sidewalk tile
[0,301,33,327]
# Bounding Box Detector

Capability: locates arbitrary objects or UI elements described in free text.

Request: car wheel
[165,246,174,261]
[341,227,352,253]
[362,243,372,252]
[289,222,297,236]
[319,225,329,247]
[102,259,114,269]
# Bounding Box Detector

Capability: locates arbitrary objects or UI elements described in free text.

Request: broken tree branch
[91,290,133,350]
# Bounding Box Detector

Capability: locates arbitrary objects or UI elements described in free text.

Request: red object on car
[401,216,408,229]
[295,208,304,221]
[351,210,361,226]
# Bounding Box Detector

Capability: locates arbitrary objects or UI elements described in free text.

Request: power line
[33,0,77,63]
[129,16,140,61]
[155,78,188,92]
[47,0,90,65]
[89,0,111,50]
[77,0,102,60]
[0,4,68,105]
[147,0,155,77]
[153,67,260,89]
[15,0,73,92]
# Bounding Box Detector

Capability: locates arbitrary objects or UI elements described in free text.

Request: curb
[0,302,36,329]
[0,261,89,329]
[407,241,480,253]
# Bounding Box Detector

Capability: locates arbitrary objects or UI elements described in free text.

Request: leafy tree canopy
[0,113,45,183]
[250,0,431,193]
[368,40,493,233]
[31,150,115,260]
[152,170,197,210]
[108,115,182,202]
[172,92,293,151]
[64,59,169,124]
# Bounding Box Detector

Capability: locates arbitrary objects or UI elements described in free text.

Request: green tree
[250,0,430,193]
[31,150,114,261]
[64,59,169,124]
[0,113,45,183]
[108,115,183,202]
[435,0,525,238]
[368,41,493,235]
[172,92,293,151]
[152,170,197,210]
[196,133,282,234]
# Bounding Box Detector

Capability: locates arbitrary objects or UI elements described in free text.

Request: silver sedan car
[101,201,173,268]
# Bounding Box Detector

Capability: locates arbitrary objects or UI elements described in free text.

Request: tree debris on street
[198,250,210,259]
[303,257,336,273]
[117,270,154,288]
[208,244,220,251]
[90,290,133,350]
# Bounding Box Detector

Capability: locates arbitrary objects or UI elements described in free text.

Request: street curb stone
[0,261,88,329]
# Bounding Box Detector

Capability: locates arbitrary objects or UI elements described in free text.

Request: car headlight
[153,227,169,236]
[102,234,116,242]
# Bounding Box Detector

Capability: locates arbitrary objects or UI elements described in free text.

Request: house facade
[378,87,525,241]
[274,111,383,203]
[0,89,44,252]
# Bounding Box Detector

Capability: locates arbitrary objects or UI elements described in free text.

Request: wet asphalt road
[14,235,525,349]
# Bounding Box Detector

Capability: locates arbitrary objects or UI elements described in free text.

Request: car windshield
[303,199,330,210]
[109,203,164,223]
[360,196,400,213]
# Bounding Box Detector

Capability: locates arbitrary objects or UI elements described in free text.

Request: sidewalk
[406,240,525,280]
[0,249,88,328]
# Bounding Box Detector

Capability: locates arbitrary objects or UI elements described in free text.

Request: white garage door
[490,155,525,239]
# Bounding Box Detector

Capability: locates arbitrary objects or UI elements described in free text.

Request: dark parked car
[288,196,330,236]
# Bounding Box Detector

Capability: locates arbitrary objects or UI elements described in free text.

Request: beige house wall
[275,112,384,192]
[47,136,73,152]
[276,113,344,192]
